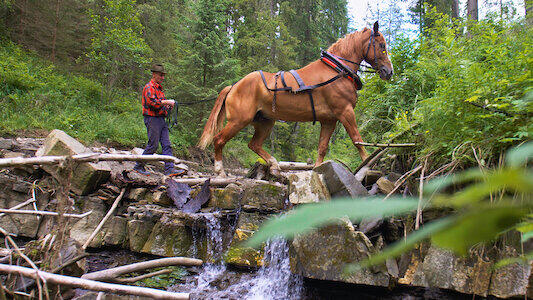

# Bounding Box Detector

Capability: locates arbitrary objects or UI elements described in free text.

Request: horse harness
[259,30,379,124]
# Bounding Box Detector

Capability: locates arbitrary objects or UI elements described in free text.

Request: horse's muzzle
[379,66,393,80]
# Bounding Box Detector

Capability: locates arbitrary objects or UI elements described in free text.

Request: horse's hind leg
[336,107,369,161]
[213,119,252,176]
[315,121,337,166]
[249,119,281,176]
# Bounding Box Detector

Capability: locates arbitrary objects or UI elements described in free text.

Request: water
[170,212,303,299]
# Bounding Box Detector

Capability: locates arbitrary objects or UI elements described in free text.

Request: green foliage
[134,266,187,289]
[357,11,532,167]
[247,142,533,270]
[86,0,152,91]
[0,40,145,146]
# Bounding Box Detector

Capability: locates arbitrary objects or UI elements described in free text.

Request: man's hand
[162,99,175,107]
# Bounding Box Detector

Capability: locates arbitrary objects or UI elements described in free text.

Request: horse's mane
[327,28,370,57]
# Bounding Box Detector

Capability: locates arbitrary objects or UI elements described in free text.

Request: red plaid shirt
[142,79,168,117]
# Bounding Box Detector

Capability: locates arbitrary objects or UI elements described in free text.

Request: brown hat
[150,64,166,74]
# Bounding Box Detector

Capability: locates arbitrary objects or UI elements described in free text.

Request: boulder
[35,130,111,195]
[209,183,242,210]
[290,218,389,286]
[313,160,368,198]
[287,171,330,204]
[364,170,383,186]
[405,246,494,297]
[90,216,129,248]
[141,214,206,259]
[0,138,14,150]
[126,188,148,201]
[241,181,287,212]
[147,188,173,207]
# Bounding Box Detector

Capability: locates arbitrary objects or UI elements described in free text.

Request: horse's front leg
[249,120,281,176]
[315,121,337,166]
[336,107,369,161]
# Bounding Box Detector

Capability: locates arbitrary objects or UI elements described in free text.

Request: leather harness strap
[258,49,367,124]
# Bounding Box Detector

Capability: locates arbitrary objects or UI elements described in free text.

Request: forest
[0,0,528,170]
[0,0,531,298]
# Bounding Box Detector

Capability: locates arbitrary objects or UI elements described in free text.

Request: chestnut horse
[198,22,393,176]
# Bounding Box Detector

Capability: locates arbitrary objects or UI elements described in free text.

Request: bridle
[327,30,380,74]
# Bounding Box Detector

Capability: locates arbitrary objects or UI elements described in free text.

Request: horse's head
[364,22,393,80]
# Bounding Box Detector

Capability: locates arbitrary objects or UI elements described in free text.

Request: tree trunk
[467,0,478,21]
[451,0,459,19]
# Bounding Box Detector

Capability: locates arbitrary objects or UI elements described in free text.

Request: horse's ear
[373,21,379,35]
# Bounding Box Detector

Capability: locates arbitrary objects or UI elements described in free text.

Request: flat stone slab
[313,160,368,198]
[36,129,111,195]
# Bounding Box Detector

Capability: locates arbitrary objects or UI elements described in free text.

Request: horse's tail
[197,85,232,149]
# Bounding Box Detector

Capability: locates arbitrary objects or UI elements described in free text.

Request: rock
[368,183,379,195]
[69,196,106,247]
[127,188,148,201]
[376,177,395,195]
[0,174,49,238]
[290,218,389,286]
[147,188,173,207]
[166,179,191,209]
[209,184,242,210]
[241,181,287,212]
[141,214,205,258]
[224,212,271,268]
[0,138,14,150]
[313,160,368,198]
[407,246,493,297]
[287,171,330,204]
[364,170,383,186]
[35,130,111,195]
[489,246,532,298]
[358,217,383,234]
[89,216,128,248]
[3,151,24,158]
[181,179,211,213]
[127,219,156,252]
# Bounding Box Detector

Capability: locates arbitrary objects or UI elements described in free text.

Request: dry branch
[0,198,36,219]
[82,188,126,249]
[382,165,423,201]
[0,153,188,168]
[81,257,202,282]
[0,209,91,218]
[0,264,189,300]
[114,269,172,284]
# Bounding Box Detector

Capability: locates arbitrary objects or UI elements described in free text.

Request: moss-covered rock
[209,183,242,210]
[290,218,390,286]
[287,171,330,204]
[223,212,272,268]
[241,181,287,212]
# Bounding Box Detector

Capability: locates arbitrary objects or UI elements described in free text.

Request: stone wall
[0,135,531,298]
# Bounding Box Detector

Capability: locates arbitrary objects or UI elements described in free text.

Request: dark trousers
[136,115,174,172]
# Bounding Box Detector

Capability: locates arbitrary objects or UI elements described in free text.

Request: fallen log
[0,153,188,168]
[278,161,313,171]
[0,209,92,218]
[81,257,202,282]
[0,264,189,300]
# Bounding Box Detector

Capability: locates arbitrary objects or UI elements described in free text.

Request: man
[134,64,182,176]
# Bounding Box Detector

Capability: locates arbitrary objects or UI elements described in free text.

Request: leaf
[465,95,480,102]
[431,206,528,255]
[424,168,483,196]
[245,197,419,248]
[522,231,533,243]
[347,217,457,271]
[506,141,533,167]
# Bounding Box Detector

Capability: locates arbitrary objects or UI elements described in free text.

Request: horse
[198,21,393,176]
